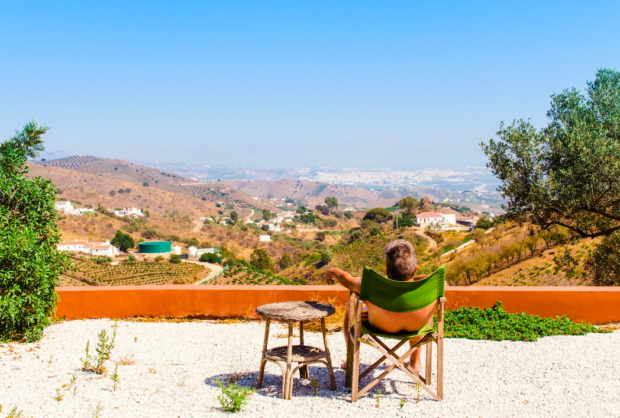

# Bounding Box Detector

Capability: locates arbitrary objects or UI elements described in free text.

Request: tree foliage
[230,211,238,223]
[324,196,338,212]
[314,204,330,216]
[482,69,620,239]
[262,209,272,221]
[482,69,620,285]
[250,249,274,271]
[111,230,135,252]
[0,120,70,342]
[398,196,420,216]
[277,253,294,270]
[363,207,391,223]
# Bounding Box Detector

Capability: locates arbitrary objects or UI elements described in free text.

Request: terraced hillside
[34,155,102,169]
[65,258,210,286]
[331,232,430,276]
[208,260,299,285]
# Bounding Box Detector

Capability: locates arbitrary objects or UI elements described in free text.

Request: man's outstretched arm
[325,267,361,294]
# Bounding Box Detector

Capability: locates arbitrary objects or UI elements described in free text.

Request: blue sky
[1,1,619,169]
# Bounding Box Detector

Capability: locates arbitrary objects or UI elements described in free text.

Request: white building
[56,239,119,256]
[259,235,271,242]
[114,207,143,218]
[415,212,456,226]
[54,201,74,213]
[173,245,182,255]
[73,208,95,216]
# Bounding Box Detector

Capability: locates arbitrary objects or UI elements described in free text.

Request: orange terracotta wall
[55,285,620,324]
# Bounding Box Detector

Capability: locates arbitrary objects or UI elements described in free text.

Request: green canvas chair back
[358,265,446,339]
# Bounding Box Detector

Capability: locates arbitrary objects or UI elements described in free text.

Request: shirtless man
[325,239,434,373]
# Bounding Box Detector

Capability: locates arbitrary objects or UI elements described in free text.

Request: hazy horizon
[3,1,620,170]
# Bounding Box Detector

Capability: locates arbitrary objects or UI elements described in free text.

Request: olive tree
[481,69,620,284]
[0,120,70,342]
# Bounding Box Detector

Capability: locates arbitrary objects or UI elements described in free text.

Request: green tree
[169,254,182,264]
[586,232,620,285]
[230,211,238,223]
[398,196,419,216]
[319,249,333,264]
[296,206,307,214]
[369,224,381,236]
[482,69,620,238]
[142,182,149,187]
[476,218,493,230]
[250,249,274,271]
[261,224,270,231]
[111,230,135,252]
[363,208,391,223]
[482,69,620,284]
[278,253,295,269]
[344,211,354,219]
[262,209,272,221]
[315,204,330,216]
[324,196,338,212]
[315,231,326,241]
[200,253,219,263]
[0,120,70,342]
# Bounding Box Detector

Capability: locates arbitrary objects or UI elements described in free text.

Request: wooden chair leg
[257,318,270,389]
[320,318,337,390]
[425,340,433,386]
[350,299,363,402]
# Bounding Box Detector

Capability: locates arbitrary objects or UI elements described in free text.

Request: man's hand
[324,267,361,294]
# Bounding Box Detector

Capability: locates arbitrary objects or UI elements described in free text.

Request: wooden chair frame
[344,291,446,402]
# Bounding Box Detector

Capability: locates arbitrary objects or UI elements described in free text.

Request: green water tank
[139,241,172,253]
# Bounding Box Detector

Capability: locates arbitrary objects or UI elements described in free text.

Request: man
[325,239,434,373]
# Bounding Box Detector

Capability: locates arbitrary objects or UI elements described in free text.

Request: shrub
[319,250,333,264]
[154,256,164,262]
[250,249,274,271]
[315,231,326,241]
[261,225,270,232]
[476,217,493,230]
[126,255,136,263]
[200,253,219,263]
[215,378,254,413]
[278,253,294,269]
[344,211,354,219]
[0,120,70,342]
[142,182,149,187]
[443,302,610,342]
[369,224,381,236]
[169,254,182,264]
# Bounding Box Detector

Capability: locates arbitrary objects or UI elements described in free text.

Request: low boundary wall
[55,286,620,324]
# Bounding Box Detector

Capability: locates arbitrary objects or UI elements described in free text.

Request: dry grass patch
[114,355,136,365]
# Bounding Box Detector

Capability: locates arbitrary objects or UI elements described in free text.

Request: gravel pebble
[0,320,618,417]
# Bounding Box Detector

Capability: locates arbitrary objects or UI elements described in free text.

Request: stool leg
[257,319,270,389]
[284,321,294,400]
[299,321,309,379]
[321,318,337,390]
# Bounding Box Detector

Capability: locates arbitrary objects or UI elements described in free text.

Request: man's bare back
[325,267,433,372]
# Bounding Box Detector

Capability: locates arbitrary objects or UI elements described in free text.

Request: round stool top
[256,301,335,321]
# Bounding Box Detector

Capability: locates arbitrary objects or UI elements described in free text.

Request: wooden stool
[256,301,337,400]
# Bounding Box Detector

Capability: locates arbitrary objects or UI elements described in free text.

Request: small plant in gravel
[375,389,381,408]
[88,402,103,418]
[81,341,92,371]
[111,365,120,391]
[414,382,422,403]
[54,388,64,402]
[7,406,23,418]
[400,398,405,409]
[441,302,611,342]
[149,368,157,374]
[311,378,320,396]
[215,377,254,413]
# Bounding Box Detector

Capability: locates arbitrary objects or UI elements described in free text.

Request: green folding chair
[345,265,446,402]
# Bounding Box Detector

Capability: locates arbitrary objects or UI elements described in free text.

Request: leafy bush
[442,302,609,342]
[278,253,294,269]
[250,249,274,271]
[200,253,219,263]
[476,218,493,230]
[154,256,164,262]
[215,378,254,413]
[344,211,354,219]
[261,225,270,232]
[319,249,333,264]
[169,254,182,264]
[0,120,70,342]
[126,255,136,263]
[369,224,381,236]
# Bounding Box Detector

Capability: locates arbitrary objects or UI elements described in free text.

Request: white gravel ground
[1,320,619,418]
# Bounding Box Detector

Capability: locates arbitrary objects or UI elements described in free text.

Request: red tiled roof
[91,245,111,250]
[416,212,443,218]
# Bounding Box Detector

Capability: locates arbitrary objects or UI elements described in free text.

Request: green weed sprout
[111,365,120,391]
[375,389,381,408]
[215,377,254,413]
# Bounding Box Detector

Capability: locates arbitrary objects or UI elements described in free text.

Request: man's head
[384,239,417,281]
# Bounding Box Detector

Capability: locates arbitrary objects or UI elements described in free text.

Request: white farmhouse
[54,201,74,213]
[259,235,271,242]
[56,239,119,256]
[90,244,119,257]
[57,239,89,252]
[415,212,443,226]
